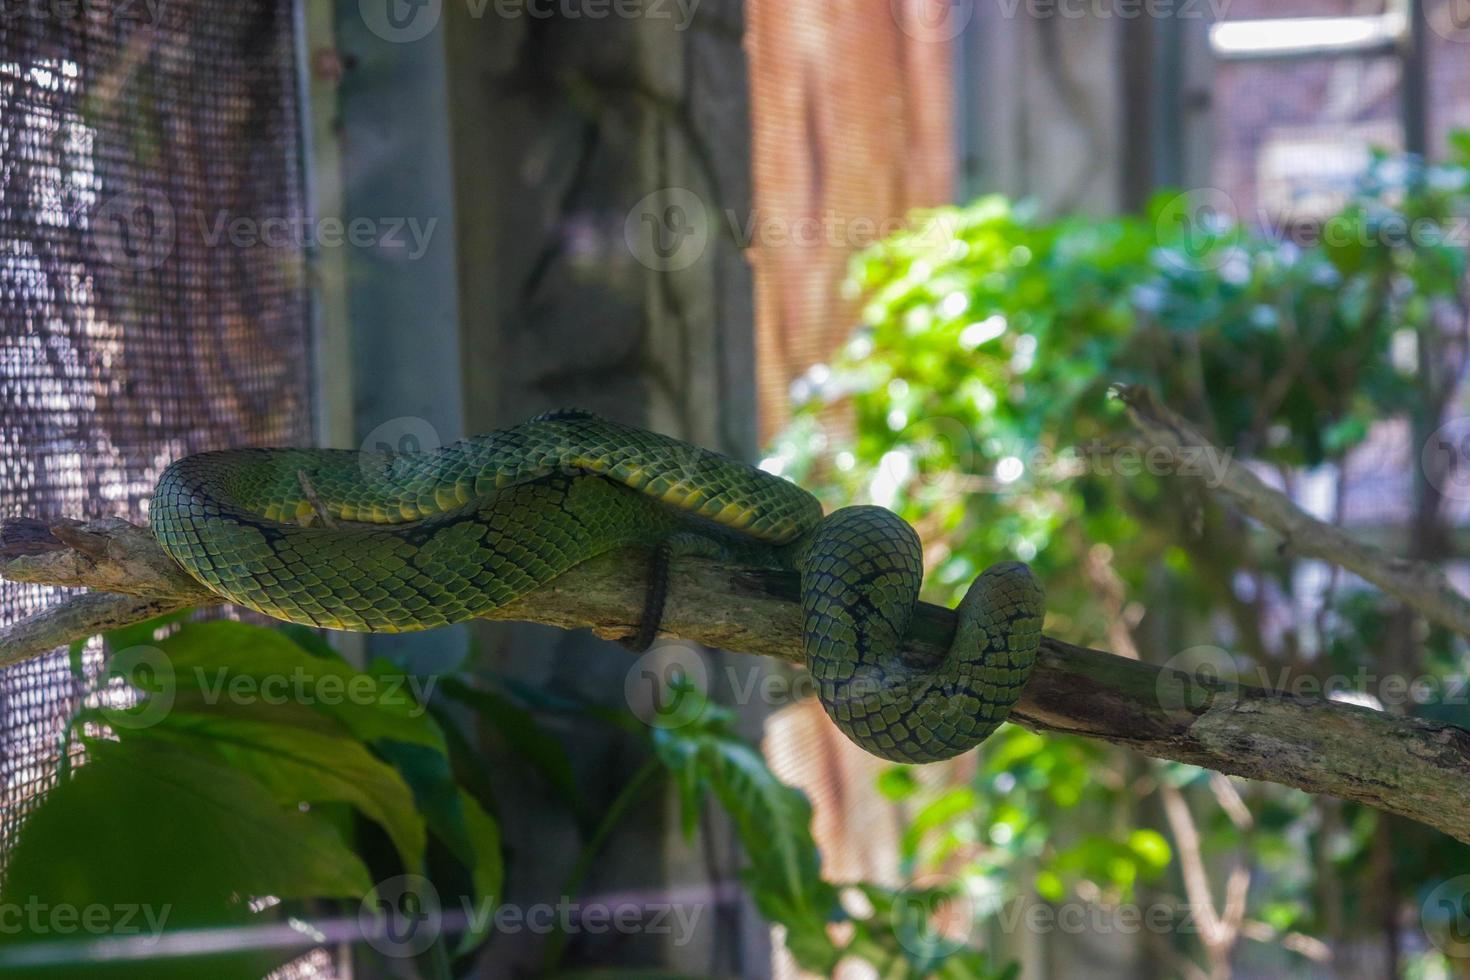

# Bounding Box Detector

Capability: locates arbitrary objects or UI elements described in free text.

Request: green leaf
[902,787,980,861]
[1127,828,1172,872]
[455,791,505,955]
[368,737,505,955]
[101,607,194,653]
[1321,414,1368,454]
[877,765,920,801]
[439,678,584,820]
[100,700,426,872]
[115,620,443,751]
[651,724,839,973]
[1034,870,1065,903]
[1448,128,1470,166]
[0,738,369,980]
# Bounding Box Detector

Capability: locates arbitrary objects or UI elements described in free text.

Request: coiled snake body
[151,411,1043,763]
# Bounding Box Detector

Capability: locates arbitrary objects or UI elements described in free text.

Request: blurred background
[3,0,1470,977]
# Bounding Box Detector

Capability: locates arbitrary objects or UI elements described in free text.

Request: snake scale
[151,410,1044,763]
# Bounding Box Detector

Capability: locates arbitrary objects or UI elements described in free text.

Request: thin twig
[296,470,338,529]
[1117,384,1470,638]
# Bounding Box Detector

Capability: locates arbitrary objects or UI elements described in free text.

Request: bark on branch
[5,515,1470,846]
[1117,383,1470,637]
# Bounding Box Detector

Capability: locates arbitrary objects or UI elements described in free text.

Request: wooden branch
[0,593,193,669]
[6,516,1470,846]
[0,518,214,665]
[1117,384,1470,637]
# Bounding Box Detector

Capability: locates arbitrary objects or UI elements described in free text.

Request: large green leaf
[455,790,505,955]
[370,738,505,955]
[652,720,839,973]
[108,620,443,750]
[99,700,426,873]
[439,678,584,821]
[0,738,370,980]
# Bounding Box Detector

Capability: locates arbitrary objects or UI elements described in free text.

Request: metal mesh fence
[1210,0,1470,229]
[747,0,954,441]
[0,0,313,851]
[1213,51,1403,229]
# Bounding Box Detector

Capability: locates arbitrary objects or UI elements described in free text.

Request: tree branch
[6,516,1470,846]
[1117,384,1470,637]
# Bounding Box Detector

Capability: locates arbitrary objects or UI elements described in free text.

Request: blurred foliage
[762,137,1470,976]
[650,689,1013,979]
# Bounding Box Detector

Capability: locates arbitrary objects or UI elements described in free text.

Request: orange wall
[746,0,956,440]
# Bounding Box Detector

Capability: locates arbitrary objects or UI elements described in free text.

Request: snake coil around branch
[150,409,1044,763]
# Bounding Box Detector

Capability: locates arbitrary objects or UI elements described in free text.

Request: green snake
[150,410,1043,763]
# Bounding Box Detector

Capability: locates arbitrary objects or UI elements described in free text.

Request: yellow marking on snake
[150,410,1043,763]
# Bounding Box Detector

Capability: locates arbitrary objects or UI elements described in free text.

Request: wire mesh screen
[1428,0,1470,150]
[1210,0,1470,220]
[746,0,954,441]
[0,0,312,850]
[1213,54,1403,229]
